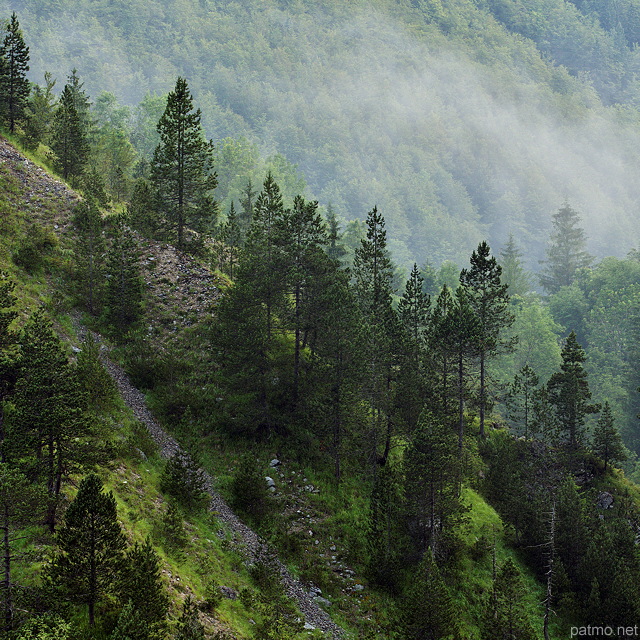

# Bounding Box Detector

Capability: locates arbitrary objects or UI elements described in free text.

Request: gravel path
[101,354,345,639]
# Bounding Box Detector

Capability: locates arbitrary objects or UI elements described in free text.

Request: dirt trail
[101,353,345,639]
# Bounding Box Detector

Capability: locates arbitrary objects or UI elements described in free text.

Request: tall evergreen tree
[325,205,347,264]
[72,200,105,316]
[23,71,56,150]
[48,473,126,626]
[0,272,18,459]
[539,203,593,294]
[592,401,626,471]
[547,331,598,450]
[217,202,242,279]
[50,84,89,182]
[104,220,143,332]
[505,364,540,438]
[0,13,29,134]
[151,77,217,249]
[460,241,515,437]
[499,234,531,298]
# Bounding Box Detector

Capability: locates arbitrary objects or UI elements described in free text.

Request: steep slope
[9,0,640,268]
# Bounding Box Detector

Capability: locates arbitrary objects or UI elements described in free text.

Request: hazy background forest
[7,0,640,267]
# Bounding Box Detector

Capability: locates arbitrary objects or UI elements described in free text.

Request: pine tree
[159,451,208,512]
[23,72,56,150]
[325,205,347,263]
[592,401,626,471]
[174,596,205,640]
[72,199,105,315]
[50,84,89,182]
[499,234,531,298]
[76,336,117,413]
[481,558,537,640]
[151,77,217,249]
[460,241,515,437]
[547,331,599,451]
[109,600,148,640]
[128,178,159,237]
[49,473,126,626]
[117,538,169,633]
[399,551,459,640]
[505,364,540,438]
[8,311,89,530]
[0,13,30,134]
[238,179,256,237]
[539,203,593,294]
[217,202,242,279]
[104,220,143,332]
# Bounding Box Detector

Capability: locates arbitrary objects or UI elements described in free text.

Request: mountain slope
[9,0,640,268]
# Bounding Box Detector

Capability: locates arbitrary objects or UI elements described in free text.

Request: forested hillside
[7,0,640,266]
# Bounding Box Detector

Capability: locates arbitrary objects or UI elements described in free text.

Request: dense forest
[2,1,640,639]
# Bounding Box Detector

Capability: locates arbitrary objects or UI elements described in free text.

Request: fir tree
[23,72,56,150]
[72,199,105,315]
[151,77,217,249]
[481,558,537,640]
[0,272,18,459]
[325,205,347,263]
[539,203,593,294]
[104,220,143,332]
[174,596,205,640]
[238,179,256,237]
[217,202,242,279]
[159,451,208,512]
[592,401,626,471]
[117,538,169,633]
[505,364,540,438]
[128,178,159,237]
[499,234,531,298]
[0,13,30,134]
[50,84,89,182]
[109,600,148,640]
[547,331,599,451]
[49,474,126,626]
[460,241,515,437]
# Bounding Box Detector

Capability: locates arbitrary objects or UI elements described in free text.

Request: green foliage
[228,456,275,528]
[108,600,147,640]
[0,12,30,134]
[174,596,205,640]
[151,77,217,249]
[48,473,127,626]
[158,500,187,551]
[12,224,58,274]
[14,615,71,640]
[159,451,208,512]
[592,401,627,471]
[75,336,117,412]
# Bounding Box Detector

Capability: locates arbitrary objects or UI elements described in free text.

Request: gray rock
[315,596,332,608]
[220,586,237,600]
[265,476,276,488]
[304,622,316,630]
[269,458,281,467]
[597,492,614,509]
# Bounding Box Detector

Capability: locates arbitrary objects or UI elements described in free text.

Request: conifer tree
[49,473,126,626]
[499,234,531,298]
[104,220,143,332]
[0,13,30,134]
[128,178,158,238]
[109,600,148,640]
[481,558,537,640]
[505,364,540,438]
[460,241,515,437]
[539,203,593,294]
[547,331,598,450]
[117,538,169,633]
[325,205,347,263]
[151,77,217,249]
[23,71,56,150]
[72,199,105,315]
[50,84,89,182]
[159,450,208,512]
[76,336,117,413]
[353,206,398,466]
[174,596,205,640]
[592,401,626,471]
[238,179,256,237]
[399,551,459,640]
[8,310,89,530]
[217,202,242,279]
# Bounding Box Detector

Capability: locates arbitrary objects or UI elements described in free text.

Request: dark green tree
[499,234,531,298]
[238,179,255,237]
[48,473,126,626]
[23,71,56,150]
[481,558,536,640]
[592,401,626,471]
[217,202,242,279]
[76,336,117,413]
[325,205,347,264]
[117,538,169,634]
[109,600,148,640]
[159,451,208,512]
[460,241,515,437]
[50,84,89,182]
[151,77,217,249]
[174,596,205,640]
[104,220,143,332]
[505,364,540,438]
[539,203,593,295]
[547,331,599,450]
[0,13,30,134]
[399,551,459,640]
[72,199,105,315]
[0,272,18,458]
[128,178,159,238]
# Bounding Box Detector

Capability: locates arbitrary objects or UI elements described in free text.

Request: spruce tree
[174,596,205,640]
[499,234,531,298]
[151,77,217,249]
[117,538,169,633]
[460,241,515,437]
[104,220,143,332]
[109,600,148,640]
[547,331,598,451]
[23,72,56,150]
[505,364,540,438]
[0,272,18,458]
[72,199,105,315]
[592,401,626,471]
[128,178,159,238]
[481,558,537,640]
[49,473,126,626]
[50,84,90,182]
[217,202,242,279]
[0,13,29,134]
[539,203,593,294]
